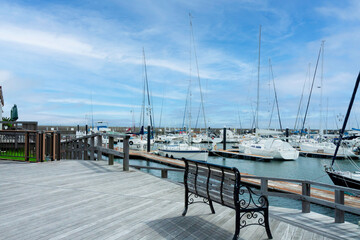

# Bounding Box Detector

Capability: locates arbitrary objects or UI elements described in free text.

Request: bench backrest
[184,159,241,209]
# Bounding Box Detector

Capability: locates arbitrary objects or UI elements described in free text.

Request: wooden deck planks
[1,160,359,240]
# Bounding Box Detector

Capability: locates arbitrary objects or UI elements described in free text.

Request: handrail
[242,175,360,195]
[60,133,130,171]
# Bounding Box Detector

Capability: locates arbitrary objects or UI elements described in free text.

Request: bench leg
[233,209,240,240]
[209,199,215,214]
[264,208,273,239]
[182,190,188,216]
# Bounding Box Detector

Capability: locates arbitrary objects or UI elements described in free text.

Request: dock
[299,151,349,159]
[1,159,359,240]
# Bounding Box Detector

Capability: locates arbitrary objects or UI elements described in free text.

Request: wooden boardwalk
[0,160,359,240]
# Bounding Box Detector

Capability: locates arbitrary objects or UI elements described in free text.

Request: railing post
[71,141,74,159]
[123,135,129,171]
[56,132,61,160]
[335,190,345,223]
[52,132,56,161]
[36,132,40,162]
[223,127,226,150]
[260,178,268,196]
[147,125,151,152]
[97,135,102,161]
[83,138,89,160]
[302,182,311,213]
[90,136,95,160]
[66,141,70,159]
[161,169,168,178]
[109,136,114,165]
[42,133,46,161]
[24,132,29,162]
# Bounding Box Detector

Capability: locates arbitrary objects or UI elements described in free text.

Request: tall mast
[331,72,360,167]
[319,40,325,136]
[256,25,262,130]
[142,48,153,132]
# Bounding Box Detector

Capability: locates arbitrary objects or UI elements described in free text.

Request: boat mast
[331,72,360,167]
[269,58,282,131]
[142,48,153,135]
[300,45,322,138]
[188,13,193,142]
[319,41,325,137]
[256,25,261,130]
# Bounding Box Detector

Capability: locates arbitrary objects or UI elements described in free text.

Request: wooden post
[36,132,40,162]
[123,135,130,171]
[302,182,311,213]
[223,128,226,150]
[161,169,168,178]
[335,190,345,223]
[56,133,61,160]
[147,125,151,152]
[66,141,70,159]
[90,136,95,160]
[24,132,29,162]
[109,136,114,165]
[70,141,74,159]
[97,135,102,161]
[42,133,46,161]
[260,178,268,196]
[83,138,89,160]
[52,132,56,161]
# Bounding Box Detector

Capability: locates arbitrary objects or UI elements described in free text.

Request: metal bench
[182,159,272,240]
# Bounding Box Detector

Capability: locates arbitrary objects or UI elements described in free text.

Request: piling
[223,128,226,150]
[147,125,151,152]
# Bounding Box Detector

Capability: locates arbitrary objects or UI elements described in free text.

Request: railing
[60,133,130,171]
[0,130,60,162]
[242,175,360,223]
[58,133,360,224]
[130,165,184,178]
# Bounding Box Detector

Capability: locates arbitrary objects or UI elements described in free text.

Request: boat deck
[1,160,359,240]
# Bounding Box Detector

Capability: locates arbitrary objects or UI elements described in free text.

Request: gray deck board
[1,160,359,240]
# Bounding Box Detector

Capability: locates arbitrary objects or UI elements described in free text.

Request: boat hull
[158,149,208,162]
[326,170,360,190]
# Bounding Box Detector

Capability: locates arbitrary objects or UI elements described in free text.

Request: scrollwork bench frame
[182,159,272,240]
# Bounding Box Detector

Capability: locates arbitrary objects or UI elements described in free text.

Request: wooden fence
[60,133,130,171]
[0,130,60,162]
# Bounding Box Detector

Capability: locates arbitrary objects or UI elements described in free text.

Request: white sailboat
[158,14,208,161]
[238,26,299,160]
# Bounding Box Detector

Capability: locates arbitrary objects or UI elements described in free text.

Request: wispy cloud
[48,98,140,108]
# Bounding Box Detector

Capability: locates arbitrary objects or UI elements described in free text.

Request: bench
[182,159,272,240]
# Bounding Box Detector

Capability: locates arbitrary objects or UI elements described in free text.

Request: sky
[0,0,360,130]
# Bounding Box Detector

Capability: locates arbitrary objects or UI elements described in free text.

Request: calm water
[115,148,360,224]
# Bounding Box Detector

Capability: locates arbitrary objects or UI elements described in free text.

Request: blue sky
[1,0,360,130]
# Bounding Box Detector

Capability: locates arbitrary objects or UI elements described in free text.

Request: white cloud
[48,98,139,108]
[0,24,105,58]
[317,0,360,21]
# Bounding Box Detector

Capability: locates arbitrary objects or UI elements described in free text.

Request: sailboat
[325,72,360,190]
[158,14,208,162]
[238,25,299,160]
